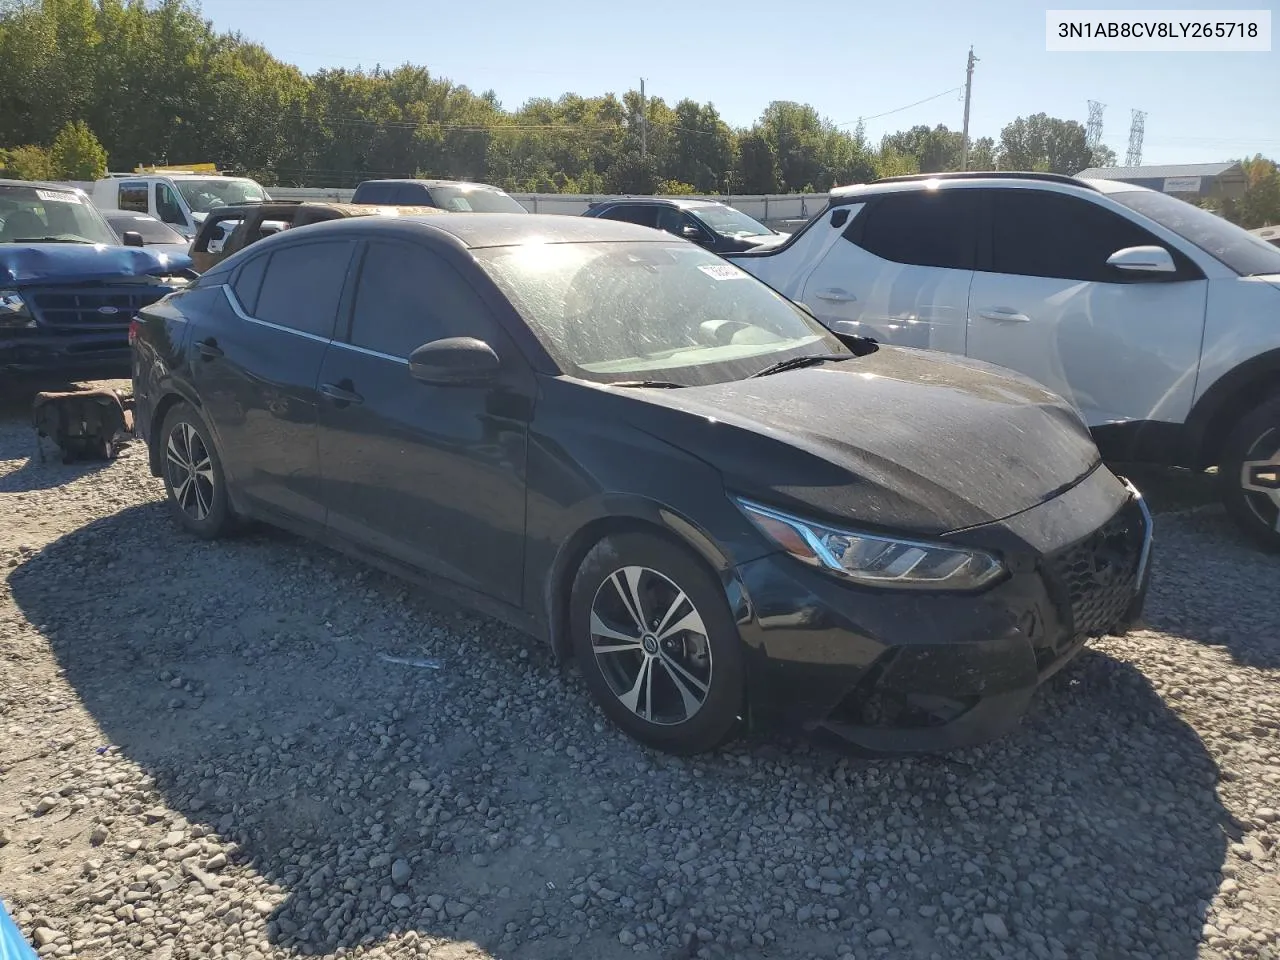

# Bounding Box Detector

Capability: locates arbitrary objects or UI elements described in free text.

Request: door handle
[198,338,223,360]
[320,381,364,406]
[978,308,1031,323]
[814,287,857,303]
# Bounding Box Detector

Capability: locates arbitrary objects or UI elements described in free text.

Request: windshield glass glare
[691,204,774,238]
[175,178,268,214]
[431,185,527,213]
[1110,189,1280,277]
[0,184,119,245]
[477,241,847,385]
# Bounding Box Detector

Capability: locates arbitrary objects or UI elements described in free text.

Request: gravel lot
[1,380,1277,960]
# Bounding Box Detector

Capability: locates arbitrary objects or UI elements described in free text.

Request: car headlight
[0,290,35,328]
[735,498,1005,591]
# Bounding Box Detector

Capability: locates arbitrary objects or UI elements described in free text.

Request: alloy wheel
[1240,426,1280,534]
[165,421,215,522]
[589,565,713,726]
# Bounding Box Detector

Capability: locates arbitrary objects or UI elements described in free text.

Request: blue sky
[200,0,1278,164]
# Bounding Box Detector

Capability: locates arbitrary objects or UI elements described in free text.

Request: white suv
[727,172,1280,550]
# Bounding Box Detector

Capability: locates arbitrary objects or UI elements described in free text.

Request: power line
[837,87,963,127]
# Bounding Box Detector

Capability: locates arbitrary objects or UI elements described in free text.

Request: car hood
[736,232,788,248]
[0,243,192,285]
[620,346,1101,535]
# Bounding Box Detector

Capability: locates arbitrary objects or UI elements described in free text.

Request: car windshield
[1109,189,1280,277]
[107,214,186,245]
[174,178,268,214]
[476,241,848,386]
[0,183,119,245]
[430,185,527,213]
[690,204,775,238]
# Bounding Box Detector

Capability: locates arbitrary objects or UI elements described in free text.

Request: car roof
[206,201,447,218]
[594,197,718,209]
[0,177,85,193]
[104,210,160,219]
[826,172,1140,201]
[275,212,669,249]
[357,178,508,191]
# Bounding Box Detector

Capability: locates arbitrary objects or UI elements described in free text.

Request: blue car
[0,178,193,378]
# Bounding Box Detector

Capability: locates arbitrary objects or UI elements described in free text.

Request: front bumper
[0,331,130,377]
[735,469,1153,753]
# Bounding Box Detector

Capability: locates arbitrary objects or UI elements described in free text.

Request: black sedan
[131,214,1152,755]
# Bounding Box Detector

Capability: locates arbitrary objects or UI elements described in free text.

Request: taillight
[128,319,141,346]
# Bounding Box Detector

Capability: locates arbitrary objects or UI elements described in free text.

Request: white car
[726,172,1280,550]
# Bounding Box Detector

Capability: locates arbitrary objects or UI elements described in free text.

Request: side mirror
[681,225,703,240]
[1107,245,1176,275]
[122,231,145,248]
[408,337,500,386]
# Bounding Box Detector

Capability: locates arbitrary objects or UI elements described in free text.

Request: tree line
[0,0,1276,227]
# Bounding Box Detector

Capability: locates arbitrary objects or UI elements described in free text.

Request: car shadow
[0,436,141,494]
[9,504,1233,960]
[1140,505,1280,669]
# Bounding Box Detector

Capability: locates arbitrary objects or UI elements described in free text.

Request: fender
[144,375,206,477]
[1185,348,1280,468]
[540,493,753,663]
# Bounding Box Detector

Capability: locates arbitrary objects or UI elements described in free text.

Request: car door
[316,238,532,605]
[966,188,1209,427]
[154,182,193,236]
[189,238,358,526]
[796,190,979,354]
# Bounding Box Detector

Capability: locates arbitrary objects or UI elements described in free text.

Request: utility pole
[640,78,647,159]
[960,47,977,170]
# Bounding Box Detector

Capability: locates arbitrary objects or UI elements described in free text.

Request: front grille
[29,286,167,330]
[1042,498,1146,638]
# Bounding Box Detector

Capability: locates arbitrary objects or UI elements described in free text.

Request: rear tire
[159,403,235,539]
[569,531,744,755]
[1219,396,1280,552]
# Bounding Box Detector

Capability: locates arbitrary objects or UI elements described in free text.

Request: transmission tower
[1086,101,1105,154]
[1126,109,1146,167]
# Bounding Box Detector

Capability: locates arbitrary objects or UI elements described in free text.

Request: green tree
[50,119,107,178]
[0,144,54,180]
[734,131,778,194]
[997,113,1095,174]
[880,124,963,173]
[604,153,660,194]
[1219,155,1280,228]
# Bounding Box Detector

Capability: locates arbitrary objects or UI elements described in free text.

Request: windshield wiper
[608,379,687,389]
[10,236,93,244]
[751,354,854,378]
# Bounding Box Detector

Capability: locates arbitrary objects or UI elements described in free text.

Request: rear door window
[118,182,149,213]
[232,254,268,314]
[848,191,979,270]
[252,240,356,339]
[597,204,659,229]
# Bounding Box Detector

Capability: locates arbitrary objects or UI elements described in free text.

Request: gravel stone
[0,387,1277,960]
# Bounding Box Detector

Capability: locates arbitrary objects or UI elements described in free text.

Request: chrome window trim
[328,340,406,364]
[222,283,330,345]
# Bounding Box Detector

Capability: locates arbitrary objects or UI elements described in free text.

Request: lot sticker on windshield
[698,263,747,280]
[37,189,81,203]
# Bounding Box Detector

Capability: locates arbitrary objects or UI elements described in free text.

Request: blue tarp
[0,900,38,960]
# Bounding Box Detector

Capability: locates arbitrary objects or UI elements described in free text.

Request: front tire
[159,403,235,539]
[1220,396,1280,552]
[569,531,745,755]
